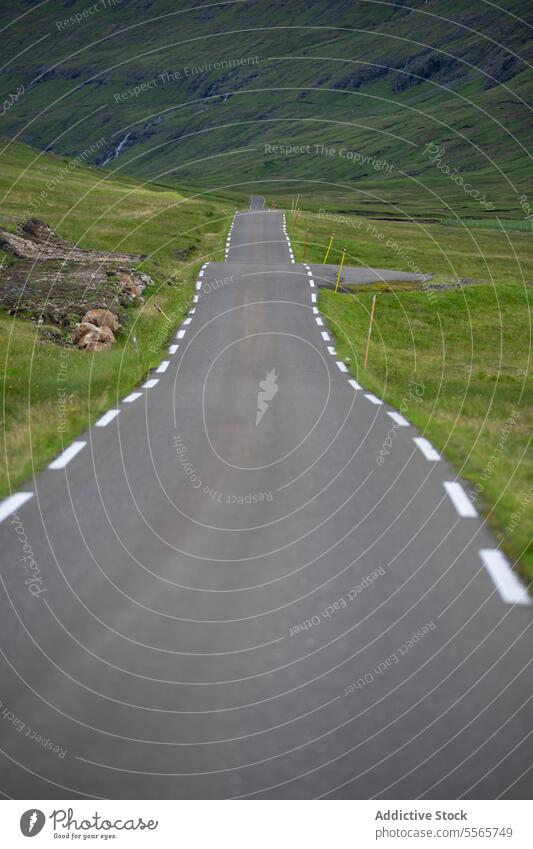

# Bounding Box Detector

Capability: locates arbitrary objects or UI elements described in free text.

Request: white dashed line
[168,344,179,355]
[348,379,362,391]
[177,330,186,339]
[388,412,409,427]
[311,293,317,303]
[413,437,441,461]
[198,270,204,278]
[365,394,382,405]
[327,346,337,355]
[195,282,202,290]
[123,392,142,403]
[95,409,120,428]
[49,441,86,470]
[321,331,330,341]
[309,280,315,288]
[156,360,170,373]
[143,379,159,389]
[188,308,196,315]
[336,361,348,373]
[0,492,33,523]
[313,307,319,315]
[315,317,323,326]
[193,295,199,303]
[480,549,532,606]
[307,271,313,277]
[183,317,192,325]
[443,481,478,517]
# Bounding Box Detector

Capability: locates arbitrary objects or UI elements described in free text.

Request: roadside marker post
[154,303,170,321]
[334,246,347,293]
[364,294,377,369]
[323,232,335,264]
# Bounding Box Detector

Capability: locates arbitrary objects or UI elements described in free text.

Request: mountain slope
[1,0,531,216]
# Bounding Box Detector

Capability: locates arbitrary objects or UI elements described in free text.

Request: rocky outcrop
[0,219,153,350]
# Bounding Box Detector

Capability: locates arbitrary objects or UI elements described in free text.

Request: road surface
[306,263,433,288]
[0,208,531,800]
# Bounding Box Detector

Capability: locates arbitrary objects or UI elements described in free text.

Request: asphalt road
[249,195,265,210]
[307,263,433,288]
[0,209,531,800]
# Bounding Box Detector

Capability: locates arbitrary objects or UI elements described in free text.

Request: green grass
[440,219,533,232]
[288,208,533,283]
[0,138,233,496]
[320,282,532,583]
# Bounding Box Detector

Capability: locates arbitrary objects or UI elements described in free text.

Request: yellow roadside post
[154,302,170,321]
[334,245,347,293]
[323,232,335,264]
[364,294,377,369]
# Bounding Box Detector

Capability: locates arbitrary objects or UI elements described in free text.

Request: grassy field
[287,207,533,283]
[0,139,233,497]
[287,209,532,580]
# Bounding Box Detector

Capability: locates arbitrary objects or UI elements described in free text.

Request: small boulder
[118,271,153,302]
[74,321,97,343]
[120,275,143,299]
[82,308,119,332]
[136,272,153,289]
[75,322,115,350]
[83,337,114,352]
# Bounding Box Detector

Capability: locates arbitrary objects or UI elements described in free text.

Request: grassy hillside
[0,0,531,217]
[0,138,232,496]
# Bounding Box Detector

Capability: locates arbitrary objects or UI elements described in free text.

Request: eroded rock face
[0,219,154,350]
